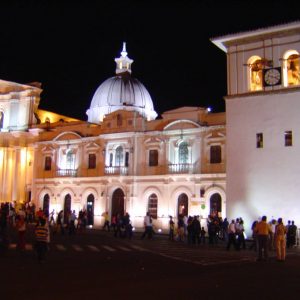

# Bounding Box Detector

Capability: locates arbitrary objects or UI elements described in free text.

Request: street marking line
[130,245,148,252]
[102,245,116,252]
[72,244,83,252]
[87,245,100,252]
[118,246,131,252]
[56,244,67,251]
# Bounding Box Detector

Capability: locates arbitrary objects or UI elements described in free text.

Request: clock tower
[211,21,300,234]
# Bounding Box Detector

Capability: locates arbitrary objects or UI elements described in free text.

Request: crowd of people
[1,201,299,264]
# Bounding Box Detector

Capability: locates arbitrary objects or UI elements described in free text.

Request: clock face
[263,68,281,86]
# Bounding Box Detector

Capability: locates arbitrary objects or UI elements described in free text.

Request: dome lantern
[114,42,133,75]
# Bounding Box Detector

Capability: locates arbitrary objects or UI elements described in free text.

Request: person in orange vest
[254,215,272,261]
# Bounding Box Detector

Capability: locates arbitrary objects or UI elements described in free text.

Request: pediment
[85,142,100,150]
[144,137,163,144]
[41,145,55,154]
[53,131,82,141]
[163,119,200,131]
[205,131,225,139]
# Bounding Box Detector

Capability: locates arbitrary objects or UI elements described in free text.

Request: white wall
[226,90,300,235]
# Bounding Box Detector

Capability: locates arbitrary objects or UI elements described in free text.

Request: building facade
[212,21,300,234]
[0,44,226,231]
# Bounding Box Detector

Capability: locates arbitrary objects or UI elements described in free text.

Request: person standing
[141,212,153,239]
[275,218,287,262]
[226,219,237,250]
[254,215,272,261]
[287,220,297,248]
[168,216,175,241]
[102,211,110,231]
[35,217,50,263]
[68,210,77,235]
[16,208,26,251]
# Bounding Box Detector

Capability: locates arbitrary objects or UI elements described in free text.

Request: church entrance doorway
[177,193,188,217]
[87,194,94,225]
[210,193,222,217]
[63,194,71,224]
[43,194,50,217]
[111,188,125,218]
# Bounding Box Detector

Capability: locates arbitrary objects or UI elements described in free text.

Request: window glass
[66,149,75,169]
[149,149,158,166]
[115,146,123,166]
[287,54,300,86]
[285,131,292,147]
[88,153,96,169]
[250,59,263,91]
[148,193,158,219]
[179,142,189,164]
[210,145,221,164]
[44,156,51,171]
[256,133,263,148]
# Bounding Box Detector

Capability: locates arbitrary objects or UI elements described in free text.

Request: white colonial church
[0,21,299,234]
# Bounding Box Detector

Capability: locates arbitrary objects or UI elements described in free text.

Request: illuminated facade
[0,45,226,232]
[212,21,300,235]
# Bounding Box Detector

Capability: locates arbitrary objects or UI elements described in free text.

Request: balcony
[168,163,194,174]
[105,166,128,175]
[56,169,77,177]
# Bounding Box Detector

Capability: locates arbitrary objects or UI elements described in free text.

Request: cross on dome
[121,42,128,57]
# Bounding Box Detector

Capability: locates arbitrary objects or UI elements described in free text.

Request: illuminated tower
[212,21,300,233]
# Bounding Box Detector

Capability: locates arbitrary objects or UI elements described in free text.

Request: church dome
[86,43,157,123]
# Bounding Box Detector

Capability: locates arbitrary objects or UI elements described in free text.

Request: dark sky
[0,0,299,120]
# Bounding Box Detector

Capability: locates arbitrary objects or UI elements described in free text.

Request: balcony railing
[105,166,128,175]
[56,169,77,177]
[168,163,194,174]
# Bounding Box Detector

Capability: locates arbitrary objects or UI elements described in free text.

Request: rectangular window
[285,131,292,146]
[256,133,263,148]
[149,149,158,166]
[210,145,221,164]
[88,153,96,169]
[44,156,52,171]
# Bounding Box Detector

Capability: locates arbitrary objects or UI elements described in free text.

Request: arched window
[115,146,123,166]
[286,53,300,86]
[248,56,263,91]
[179,142,189,164]
[148,193,158,219]
[66,149,75,169]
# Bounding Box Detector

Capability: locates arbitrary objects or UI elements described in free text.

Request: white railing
[104,166,128,175]
[168,163,194,174]
[56,169,77,177]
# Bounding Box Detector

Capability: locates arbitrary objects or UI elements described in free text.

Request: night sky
[0,0,299,120]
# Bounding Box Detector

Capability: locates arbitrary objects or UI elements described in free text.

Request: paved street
[1,226,300,300]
